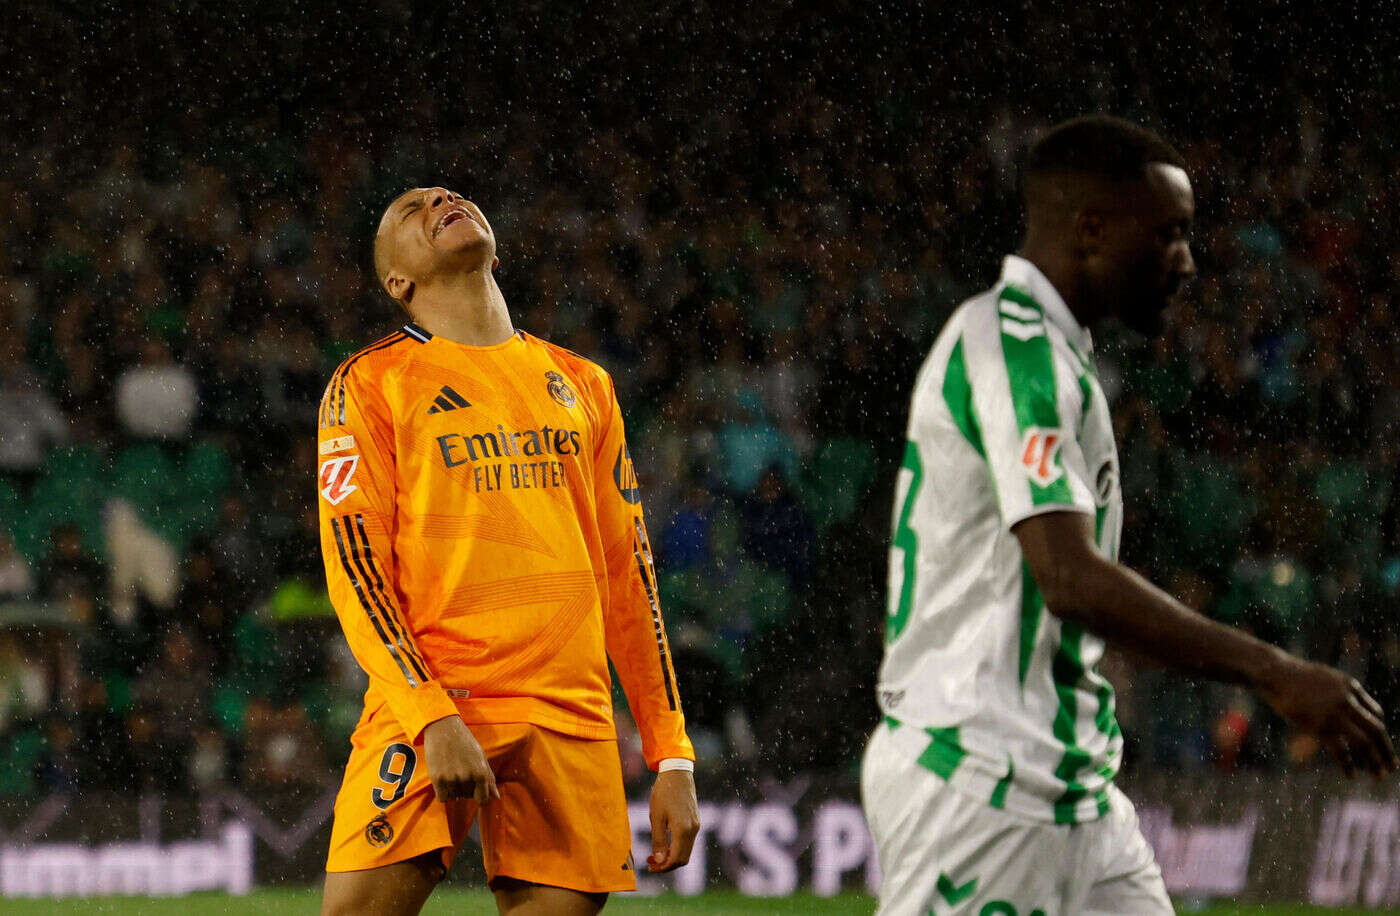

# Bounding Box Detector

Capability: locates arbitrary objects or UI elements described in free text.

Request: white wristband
[658,757,695,774]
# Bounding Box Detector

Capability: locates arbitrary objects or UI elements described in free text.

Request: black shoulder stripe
[321,331,410,428]
[323,333,404,428]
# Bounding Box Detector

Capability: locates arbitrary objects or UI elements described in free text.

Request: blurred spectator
[122,703,189,792]
[104,499,180,626]
[115,337,198,440]
[241,697,328,789]
[189,722,231,791]
[210,494,263,601]
[0,534,35,601]
[0,324,68,482]
[0,634,48,734]
[130,627,210,742]
[716,392,797,494]
[661,484,714,572]
[33,716,82,792]
[739,466,814,585]
[38,523,102,608]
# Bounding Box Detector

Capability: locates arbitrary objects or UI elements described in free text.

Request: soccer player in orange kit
[317,187,699,916]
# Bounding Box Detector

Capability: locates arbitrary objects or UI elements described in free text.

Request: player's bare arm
[422,715,499,805]
[647,769,700,872]
[1014,510,1399,779]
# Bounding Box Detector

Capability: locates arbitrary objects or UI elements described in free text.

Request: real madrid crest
[546,371,576,408]
[365,813,394,847]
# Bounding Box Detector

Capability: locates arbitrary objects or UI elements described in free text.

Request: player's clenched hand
[647,769,700,873]
[422,715,500,804]
[1258,656,1399,779]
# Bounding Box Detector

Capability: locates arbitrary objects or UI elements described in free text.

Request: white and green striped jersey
[876,255,1124,826]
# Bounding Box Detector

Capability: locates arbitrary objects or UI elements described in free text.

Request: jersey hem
[880,717,1113,826]
[326,836,458,875]
[453,696,619,741]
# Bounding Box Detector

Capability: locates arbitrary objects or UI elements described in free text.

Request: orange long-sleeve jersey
[315,322,693,769]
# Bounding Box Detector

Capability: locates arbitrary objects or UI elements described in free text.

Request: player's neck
[409,270,515,346]
[1015,244,1098,327]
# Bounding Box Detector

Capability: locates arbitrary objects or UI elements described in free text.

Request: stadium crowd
[1,3,1397,795]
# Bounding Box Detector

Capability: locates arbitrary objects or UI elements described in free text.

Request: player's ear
[491,255,500,271]
[1074,208,1106,258]
[385,273,415,304]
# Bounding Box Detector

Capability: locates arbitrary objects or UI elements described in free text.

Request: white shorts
[861,722,1172,916]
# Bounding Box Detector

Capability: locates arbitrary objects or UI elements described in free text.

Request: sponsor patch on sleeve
[319,455,361,505]
[1019,427,1064,487]
[613,443,641,504]
[320,435,356,455]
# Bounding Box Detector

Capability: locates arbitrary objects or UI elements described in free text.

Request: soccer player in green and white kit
[862,115,1398,916]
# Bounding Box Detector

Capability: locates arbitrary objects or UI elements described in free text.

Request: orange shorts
[326,705,636,895]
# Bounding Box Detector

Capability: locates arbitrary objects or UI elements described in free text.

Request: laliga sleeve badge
[545,371,576,408]
[1019,427,1064,487]
[319,455,360,505]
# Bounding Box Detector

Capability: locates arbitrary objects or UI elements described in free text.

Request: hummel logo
[427,386,471,414]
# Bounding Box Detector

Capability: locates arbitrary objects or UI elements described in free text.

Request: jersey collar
[402,322,433,343]
[999,255,1093,354]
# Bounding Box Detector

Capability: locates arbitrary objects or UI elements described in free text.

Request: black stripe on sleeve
[331,516,419,687]
[631,518,676,711]
[348,514,431,684]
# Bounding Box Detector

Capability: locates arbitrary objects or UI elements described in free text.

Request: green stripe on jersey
[997,286,1072,506]
[885,442,924,644]
[1051,622,1092,824]
[1095,678,1120,739]
[942,336,985,457]
[1065,338,1098,430]
[917,726,968,781]
[989,755,1015,809]
[999,284,1043,317]
[1018,561,1044,687]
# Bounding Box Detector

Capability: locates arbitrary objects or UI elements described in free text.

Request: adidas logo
[427,386,471,414]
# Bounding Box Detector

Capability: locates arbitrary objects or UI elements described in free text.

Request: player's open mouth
[433,208,472,238]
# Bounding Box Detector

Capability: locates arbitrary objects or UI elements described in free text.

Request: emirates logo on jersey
[319,455,360,505]
[1019,428,1064,488]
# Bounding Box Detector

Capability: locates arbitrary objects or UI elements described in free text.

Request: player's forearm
[1042,554,1292,691]
[609,642,693,767]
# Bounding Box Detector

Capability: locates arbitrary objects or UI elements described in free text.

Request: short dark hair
[1025,115,1184,183]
